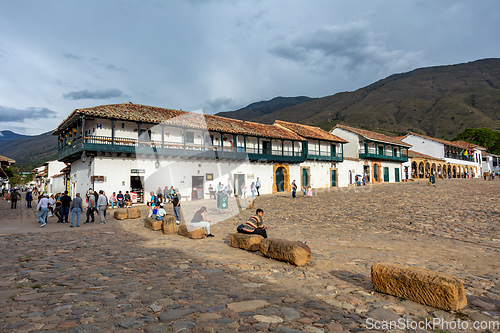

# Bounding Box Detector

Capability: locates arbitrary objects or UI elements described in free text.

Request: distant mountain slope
[0,130,30,143]
[0,131,57,170]
[242,58,500,140]
[216,96,314,121]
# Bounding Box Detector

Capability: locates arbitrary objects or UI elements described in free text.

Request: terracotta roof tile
[403,132,486,150]
[54,103,304,141]
[333,124,412,147]
[274,120,348,143]
[408,150,445,161]
[0,155,15,163]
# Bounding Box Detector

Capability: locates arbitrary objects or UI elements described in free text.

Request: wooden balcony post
[281,140,284,156]
[161,125,165,149]
[137,122,141,146]
[111,120,115,147]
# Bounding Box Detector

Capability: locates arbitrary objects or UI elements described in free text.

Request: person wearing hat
[156,203,167,220]
[36,193,51,227]
[190,206,214,237]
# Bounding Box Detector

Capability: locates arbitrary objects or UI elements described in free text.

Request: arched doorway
[418,162,424,178]
[273,164,290,193]
[437,165,441,177]
[411,161,418,178]
[275,167,285,192]
[442,164,447,178]
[448,165,452,177]
[425,162,430,178]
[453,166,457,178]
[431,163,436,177]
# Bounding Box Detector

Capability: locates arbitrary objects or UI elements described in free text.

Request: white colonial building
[331,124,411,186]
[482,153,500,176]
[53,103,348,201]
[400,132,485,178]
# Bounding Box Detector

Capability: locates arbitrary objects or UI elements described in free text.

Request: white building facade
[331,124,411,186]
[54,103,348,200]
[401,133,484,178]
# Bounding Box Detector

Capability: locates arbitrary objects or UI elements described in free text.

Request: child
[156,203,167,220]
[307,186,313,197]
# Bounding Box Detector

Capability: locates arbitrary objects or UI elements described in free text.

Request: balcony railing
[58,135,306,163]
[445,152,474,162]
[306,149,343,161]
[359,146,408,162]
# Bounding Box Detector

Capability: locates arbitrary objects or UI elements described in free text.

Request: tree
[454,128,500,154]
[5,167,22,187]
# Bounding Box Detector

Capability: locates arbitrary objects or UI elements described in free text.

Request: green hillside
[249,58,500,140]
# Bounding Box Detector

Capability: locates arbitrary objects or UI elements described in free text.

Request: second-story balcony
[306,148,343,162]
[58,135,306,163]
[445,152,474,162]
[359,145,408,162]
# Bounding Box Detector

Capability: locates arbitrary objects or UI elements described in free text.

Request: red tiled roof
[0,155,15,163]
[402,132,486,150]
[408,150,445,161]
[54,103,304,141]
[274,120,348,143]
[333,124,412,147]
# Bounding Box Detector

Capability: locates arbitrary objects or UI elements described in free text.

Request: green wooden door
[302,168,309,188]
[383,167,389,182]
[395,168,400,182]
[331,170,337,187]
[275,167,284,192]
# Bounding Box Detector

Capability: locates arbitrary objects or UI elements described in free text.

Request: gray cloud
[201,97,241,114]
[64,53,82,60]
[63,88,124,100]
[270,22,421,73]
[0,105,57,122]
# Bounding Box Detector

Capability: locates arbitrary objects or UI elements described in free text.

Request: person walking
[60,191,72,223]
[10,188,21,209]
[172,188,181,224]
[255,177,261,196]
[250,182,256,198]
[70,193,83,227]
[25,191,33,208]
[85,191,96,223]
[240,182,247,199]
[36,194,51,227]
[97,190,108,224]
[291,180,297,199]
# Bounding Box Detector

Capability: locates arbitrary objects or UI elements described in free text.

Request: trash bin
[218,193,228,210]
[429,176,435,184]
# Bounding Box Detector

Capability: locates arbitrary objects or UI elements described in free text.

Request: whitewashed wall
[402,135,444,158]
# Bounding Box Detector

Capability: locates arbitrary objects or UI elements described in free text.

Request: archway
[447,165,452,177]
[411,161,418,178]
[418,162,424,178]
[431,163,436,177]
[453,166,457,178]
[437,165,441,177]
[425,162,430,178]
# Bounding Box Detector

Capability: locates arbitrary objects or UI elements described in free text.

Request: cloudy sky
[1,0,499,135]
